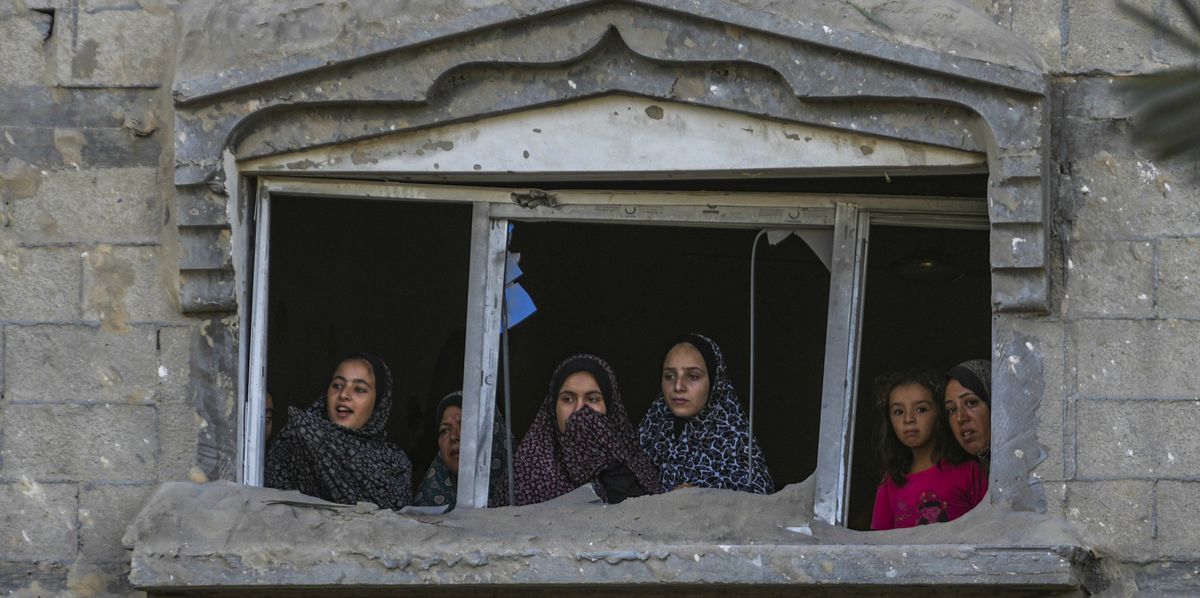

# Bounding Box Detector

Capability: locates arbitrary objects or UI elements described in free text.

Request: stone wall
[1,0,1199,596]
[969,1,1200,594]
[0,2,199,595]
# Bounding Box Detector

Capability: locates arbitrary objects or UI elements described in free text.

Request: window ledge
[125,482,1093,595]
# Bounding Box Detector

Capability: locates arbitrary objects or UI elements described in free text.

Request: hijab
[638,333,775,494]
[265,352,412,511]
[414,391,511,509]
[945,358,992,464]
[513,354,663,505]
[945,359,991,405]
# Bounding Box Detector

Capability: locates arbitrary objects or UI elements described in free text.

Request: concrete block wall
[971,1,1200,593]
[0,2,191,596]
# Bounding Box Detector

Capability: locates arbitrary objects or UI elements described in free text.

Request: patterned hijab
[638,333,774,494]
[513,354,663,505]
[413,391,511,509]
[265,352,412,511]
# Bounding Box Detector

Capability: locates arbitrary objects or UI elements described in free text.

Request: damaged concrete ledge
[124,482,1094,596]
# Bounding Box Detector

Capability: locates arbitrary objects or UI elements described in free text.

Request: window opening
[501,221,830,490]
[846,224,991,530]
[242,176,989,525]
[261,194,473,489]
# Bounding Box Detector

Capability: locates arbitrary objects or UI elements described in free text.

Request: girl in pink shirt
[871,369,987,530]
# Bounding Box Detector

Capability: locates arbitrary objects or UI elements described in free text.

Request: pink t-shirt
[871,459,987,530]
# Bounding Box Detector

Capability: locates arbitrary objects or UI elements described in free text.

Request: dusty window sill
[124,481,1093,595]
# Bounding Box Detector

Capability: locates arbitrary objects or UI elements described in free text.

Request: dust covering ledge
[124,481,1093,592]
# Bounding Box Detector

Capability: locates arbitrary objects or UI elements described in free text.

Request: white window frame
[239,176,987,522]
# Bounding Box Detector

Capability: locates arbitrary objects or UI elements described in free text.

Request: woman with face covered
[265,352,413,511]
[413,391,510,509]
[513,354,663,506]
[638,333,774,494]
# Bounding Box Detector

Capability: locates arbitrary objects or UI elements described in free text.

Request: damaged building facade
[2,0,1199,595]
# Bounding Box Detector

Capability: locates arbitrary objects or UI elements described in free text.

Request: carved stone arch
[175,0,1050,511]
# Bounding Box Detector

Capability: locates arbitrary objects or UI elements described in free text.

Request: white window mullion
[240,187,271,486]
[813,203,870,525]
[458,204,508,508]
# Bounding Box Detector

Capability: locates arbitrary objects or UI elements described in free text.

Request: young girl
[870,368,986,530]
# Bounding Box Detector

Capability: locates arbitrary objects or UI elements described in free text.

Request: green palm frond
[1117,0,1200,160]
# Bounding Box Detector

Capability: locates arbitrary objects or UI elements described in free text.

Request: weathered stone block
[1069,150,1200,240]
[991,223,1045,268]
[176,184,230,226]
[4,325,159,403]
[65,560,139,597]
[0,246,82,321]
[0,561,70,597]
[54,6,173,87]
[0,87,153,128]
[179,226,232,270]
[1065,240,1154,317]
[1003,318,1067,482]
[1131,560,1200,595]
[2,403,157,481]
[0,480,77,561]
[78,482,154,559]
[1059,77,1130,120]
[1064,480,1154,559]
[1076,399,1200,479]
[1157,237,1200,319]
[0,126,161,169]
[1009,0,1063,72]
[1064,0,1157,74]
[83,244,179,327]
[7,167,161,244]
[0,10,48,87]
[1156,481,1200,559]
[157,326,198,480]
[1074,319,1200,399]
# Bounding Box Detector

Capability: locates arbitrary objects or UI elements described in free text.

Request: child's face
[326,359,376,430]
[888,383,938,450]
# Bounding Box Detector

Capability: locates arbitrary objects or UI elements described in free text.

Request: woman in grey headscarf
[943,359,991,468]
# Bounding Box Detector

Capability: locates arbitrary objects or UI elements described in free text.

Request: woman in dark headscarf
[413,391,510,509]
[638,333,774,494]
[943,359,992,467]
[265,352,412,511]
[513,354,663,506]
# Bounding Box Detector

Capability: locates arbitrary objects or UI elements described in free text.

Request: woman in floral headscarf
[638,333,774,494]
[265,352,412,511]
[513,354,663,506]
[413,391,510,509]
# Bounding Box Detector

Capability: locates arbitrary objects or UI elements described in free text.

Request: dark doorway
[847,225,991,530]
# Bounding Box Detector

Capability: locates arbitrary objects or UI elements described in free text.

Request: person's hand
[672,483,694,491]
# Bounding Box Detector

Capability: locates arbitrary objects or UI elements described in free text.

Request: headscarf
[945,359,991,405]
[945,358,992,464]
[265,352,412,511]
[513,354,663,505]
[413,391,511,509]
[638,333,775,494]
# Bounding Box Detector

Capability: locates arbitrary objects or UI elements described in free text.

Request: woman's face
[438,405,462,475]
[555,370,606,433]
[944,378,991,456]
[661,342,710,418]
[325,359,376,430]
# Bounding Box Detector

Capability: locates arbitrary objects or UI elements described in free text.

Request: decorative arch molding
[174,0,1051,512]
